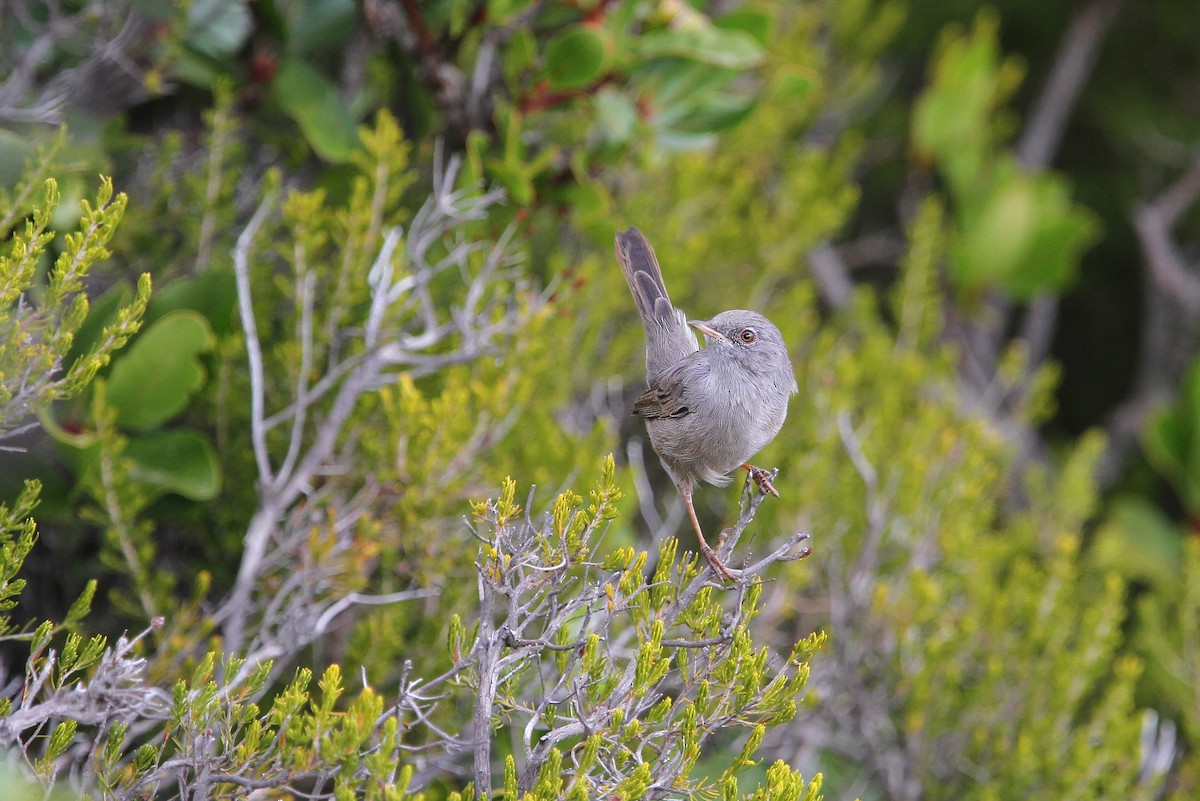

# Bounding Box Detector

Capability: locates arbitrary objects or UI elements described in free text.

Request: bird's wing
[633,384,691,419]
[633,355,705,419]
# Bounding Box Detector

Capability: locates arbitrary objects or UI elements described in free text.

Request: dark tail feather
[615,227,674,325]
[614,227,697,381]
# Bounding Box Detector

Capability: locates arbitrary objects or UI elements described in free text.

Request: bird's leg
[741,463,780,499]
[683,488,735,582]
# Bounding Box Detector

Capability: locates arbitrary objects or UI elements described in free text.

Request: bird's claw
[701,545,736,582]
[743,464,780,499]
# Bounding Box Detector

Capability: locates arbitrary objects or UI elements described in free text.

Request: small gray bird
[615,227,797,580]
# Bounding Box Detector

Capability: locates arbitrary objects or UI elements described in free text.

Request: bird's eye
[739,328,757,344]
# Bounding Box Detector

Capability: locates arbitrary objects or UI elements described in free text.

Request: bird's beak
[688,320,729,343]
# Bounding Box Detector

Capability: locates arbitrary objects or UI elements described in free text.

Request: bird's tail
[615,227,675,325]
[614,227,697,380]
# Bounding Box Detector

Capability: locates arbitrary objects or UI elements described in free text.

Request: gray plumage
[615,227,797,579]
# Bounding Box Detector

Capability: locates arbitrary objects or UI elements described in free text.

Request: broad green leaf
[0,129,34,189]
[125,429,221,501]
[638,59,735,113]
[910,11,1021,197]
[39,408,98,450]
[544,26,609,90]
[1143,408,1187,485]
[284,0,356,55]
[187,0,253,59]
[504,28,539,88]
[104,311,214,431]
[1005,184,1097,297]
[592,88,637,143]
[910,32,994,158]
[171,48,229,88]
[950,167,1097,298]
[716,7,773,46]
[635,25,764,69]
[1143,360,1200,510]
[272,58,361,163]
[950,171,1037,289]
[770,67,818,105]
[489,0,535,26]
[1092,497,1185,591]
[146,270,238,336]
[668,89,757,134]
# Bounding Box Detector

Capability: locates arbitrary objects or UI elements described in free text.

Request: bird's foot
[700,544,736,582]
[742,463,780,499]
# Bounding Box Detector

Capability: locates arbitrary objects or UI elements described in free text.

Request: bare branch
[221,158,531,659]
[1016,0,1125,171]
[1097,157,1200,485]
[313,588,440,635]
[807,241,855,310]
[233,191,278,487]
[1132,159,1200,314]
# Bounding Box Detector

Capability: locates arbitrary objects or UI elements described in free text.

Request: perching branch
[459,463,816,797]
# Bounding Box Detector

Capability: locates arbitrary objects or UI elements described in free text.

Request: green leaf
[635,25,765,69]
[1143,360,1200,510]
[669,88,757,134]
[187,0,253,59]
[544,26,609,90]
[592,88,638,144]
[1007,184,1098,296]
[631,57,758,144]
[489,0,536,26]
[104,311,214,431]
[171,47,232,88]
[770,67,818,105]
[125,429,221,501]
[146,270,239,336]
[0,129,34,189]
[909,11,1014,195]
[949,167,1097,298]
[950,170,1037,288]
[39,407,98,450]
[716,7,773,47]
[1092,497,1185,591]
[284,0,357,55]
[272,58,361,163]
[910,40,993,190]
[503,28,539,89]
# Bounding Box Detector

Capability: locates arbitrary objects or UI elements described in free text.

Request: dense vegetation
[1,0,1198,798]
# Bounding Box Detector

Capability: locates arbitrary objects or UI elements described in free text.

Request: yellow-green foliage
[1,174,150,440]
[1134,537,1200,790]
[154,657,420,801]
